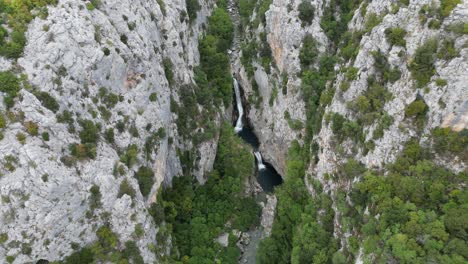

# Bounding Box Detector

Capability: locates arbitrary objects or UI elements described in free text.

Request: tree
[135,166,154,197]
[298,1,315,25]
[79,120,99,144]
[410,39,438,87]
[299,35,319,67]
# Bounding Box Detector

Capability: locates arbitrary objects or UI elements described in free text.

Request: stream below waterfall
[226,1,282,262]
[232,78,283,264]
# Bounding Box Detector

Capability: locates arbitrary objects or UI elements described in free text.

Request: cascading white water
[254,151,266,170]
[233,78,243,133]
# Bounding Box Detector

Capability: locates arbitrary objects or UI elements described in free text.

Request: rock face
[0,0,220,262]
[234,0,467,259]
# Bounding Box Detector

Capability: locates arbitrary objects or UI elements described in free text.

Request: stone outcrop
[0,0,220,262]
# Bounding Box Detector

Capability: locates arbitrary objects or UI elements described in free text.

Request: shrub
[346,67,359,80]
[104,128,114,143]
[0,113,6,129]
[24,121,39,136]
[0,233,7,244]
[86,3,95,10]
[134,223,144,237]
[434,79,447,88]
[96,225,118,249]
[343,158,366,179]
[122,241,144,264]
[185,0,200,22]
[118,179,136,199]
[63,247,94,264]
[431,127,467,155]
[0,71,20,108]
[102,47,110,56]
[135,166,154,197]
[428,19,441,29]
[70,143,97,159]
[238,0,256,27]
[405,98,428,125]
[439,0,461,18]
[89,185,102,211]
[35,91,59,112]
[79,120,99,144]
[120,34,128,45]
[6,256,15,264]
[446,22,468,34]
[120,144,138,167]
[149,92,157,102]
[385,27,406,47]
[163,58,174,85]
[437,39,459,60]
[16,132,26,144]
[299,35,318,67]
[364,13,383,33]
[298,1,315,25]
[410,38,438,87]
[41,132,49,141]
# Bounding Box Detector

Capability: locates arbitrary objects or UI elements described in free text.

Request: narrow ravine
[226,2,283,262]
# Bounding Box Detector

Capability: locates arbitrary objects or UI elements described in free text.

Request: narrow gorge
[0,0,466,263]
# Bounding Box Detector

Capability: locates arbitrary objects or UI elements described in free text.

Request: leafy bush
[410,38,438,87]
[346,67,359,80]
[86,3,95,10]
[162,58,174,85]
[118,179,136,199]
[0,113,5,129]
[104,128,114,143]
[364,13,383,33]
[405,98,428,128]
[340,31,363,61]
[120,144,138,167]
[0,233,7,244]
[63,247,94,264]
[149,92,157,102]
[79,120,99,144]
[135,166,154,197]
[298,1,315,26]
[238,0,256,27]
[16,132,26,144]
[385,27,406,47]
[70,143,97,159]
[185,0,200,22]
[439,0,461,17]
[24,121,38,136]
[42,132,49,141]
[435,78,447,87]
[446,22,468,34]
[299,35,319,67]
[437,38,459,60]
[371,51,401,84]
[89,185,102,211]
[35,91,59,112]
[0,71,20,108]
[428,19,441,29]
[431,127,467,156]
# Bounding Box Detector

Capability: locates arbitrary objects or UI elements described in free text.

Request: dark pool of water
[258,162,284,193]
[237,123,260,149]
[234,123,283,192]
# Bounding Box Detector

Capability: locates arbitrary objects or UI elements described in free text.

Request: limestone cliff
[0,0,221,262]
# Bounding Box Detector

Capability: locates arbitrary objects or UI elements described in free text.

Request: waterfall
[233,78,243,133]
[254,151,266,170]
